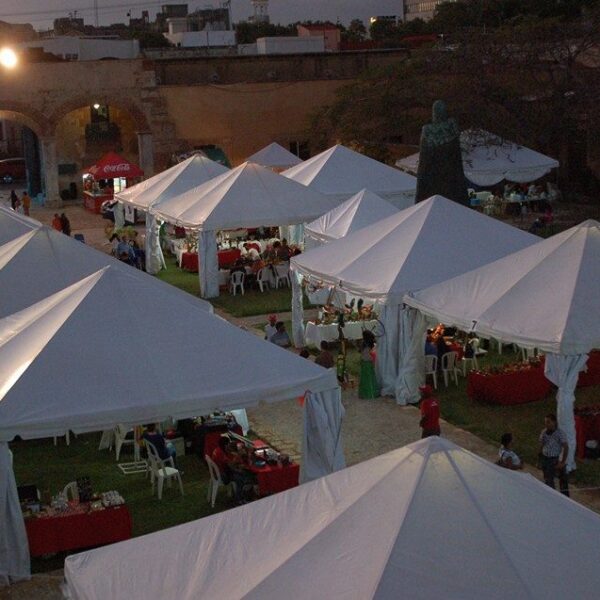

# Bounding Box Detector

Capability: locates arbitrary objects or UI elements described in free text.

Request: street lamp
[0,47,18,69]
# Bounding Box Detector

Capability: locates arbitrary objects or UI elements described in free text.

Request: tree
[343,19,367,42]
[132,31,172,49]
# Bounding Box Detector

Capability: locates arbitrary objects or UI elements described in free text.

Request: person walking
[418,385,441,438]
[539,414,569,496]
[51,213,63,232]
[9,190,18,210]
[358,330,379,399]
[21,191,31,216]
[60,213,71,236]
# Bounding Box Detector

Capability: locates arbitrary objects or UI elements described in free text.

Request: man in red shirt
[419,384,441,438]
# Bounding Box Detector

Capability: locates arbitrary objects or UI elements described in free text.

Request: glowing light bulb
[0,48,18,69]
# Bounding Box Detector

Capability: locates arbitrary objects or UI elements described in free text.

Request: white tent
[63,436,600,599]
[245,142,303,171]
[282,144,416,209]
[291,196,536,404]
[0,226,212,318]
[304,188,398,249]
[405,220,600,469]
[151,161,341,297]
[115,155,229,274]
[396,129,559,187]
[0,265,344,584]
[0,205,38,245]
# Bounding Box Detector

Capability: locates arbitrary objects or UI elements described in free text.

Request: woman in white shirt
[498,433,523,470]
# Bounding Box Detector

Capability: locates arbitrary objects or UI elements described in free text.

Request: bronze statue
[416,100,469,205]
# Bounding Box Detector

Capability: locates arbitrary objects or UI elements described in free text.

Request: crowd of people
[51,212,71,236]
[211,437,258,504]
[110,230,145,270]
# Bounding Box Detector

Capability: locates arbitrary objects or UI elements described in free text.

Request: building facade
[404,0,455,21]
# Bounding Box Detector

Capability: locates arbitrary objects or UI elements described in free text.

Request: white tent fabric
[116,155,229,274]
[0,443,29,586]
[300,388,345,482]
[282,144,416,209]
[245,142,303,170]
[0,226,212,319]
[63,436,600,600]
[115,154,229,211]
[405,220,600,461]
[404,221,600,354]
[304,189,398,247]
[545,354,589,471]
[0,266,339,441]
[396,129,559,187]
[151,162,339,297]
[0,205,38,245]
[292,196,536,402]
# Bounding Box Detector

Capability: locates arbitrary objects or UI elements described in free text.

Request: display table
[304,320,379,347]
[181,252,199,272]
[203,425,243,458]
[25,503,132,556]
[248,462,300,496]
[575,407,600,459]
[218,248,241,268]
[83,190,112,214]
[467,360,551,405]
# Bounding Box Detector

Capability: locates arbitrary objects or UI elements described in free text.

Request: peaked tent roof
[405,220,600,354]
[0,265,337,441]
[305,188,398,244]
[63,437,600,599]
[245,142,303,169]
[86,151,144,179]
[292,195,536,302]
[396,129,559,187]
[151,161,340,230]
[282,144,417,207]
[115,154,229,210]
[0,205,39,245]
[0,225,212,318]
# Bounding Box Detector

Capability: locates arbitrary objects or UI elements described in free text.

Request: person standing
[314,340,335,369]
[60,213,71,236]
[52,213,63,232]
[270,321,291,348]
[418,385,440,438]
[539,414,569,496]
[264,314,278,341]
[358,330,379,399]
[21,191,31,216]
[9,190,18,210]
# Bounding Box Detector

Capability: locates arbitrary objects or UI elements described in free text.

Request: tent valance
[85,152,143,180]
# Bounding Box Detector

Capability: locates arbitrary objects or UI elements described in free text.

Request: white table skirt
[304,319,379,347]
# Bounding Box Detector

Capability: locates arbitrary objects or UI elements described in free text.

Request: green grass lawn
[11,433,233,573]
[157,255,306,317]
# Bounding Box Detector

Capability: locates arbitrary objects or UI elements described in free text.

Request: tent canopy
[305,189,398,244]
[282,144,416,209]
[63,436,600,599]
[245,142,303,170]
[151,161,340,230]
[396,129,559,187]
[0,265,338,442]
[0,205,38,245]
[85,151,143,180]
[405,220,600,355]
[115,154,229,210]
[292,195,536,303]
[0,224,212,318]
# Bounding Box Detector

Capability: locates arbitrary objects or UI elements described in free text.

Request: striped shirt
[539,428,567,458]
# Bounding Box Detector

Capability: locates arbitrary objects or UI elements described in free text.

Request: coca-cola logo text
[103,163,131,173]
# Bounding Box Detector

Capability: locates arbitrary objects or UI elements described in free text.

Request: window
[289,140,310,160]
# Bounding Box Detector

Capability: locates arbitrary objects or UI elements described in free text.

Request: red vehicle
[0,157,27,182]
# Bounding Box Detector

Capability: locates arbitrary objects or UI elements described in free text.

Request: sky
[0,1,403,30]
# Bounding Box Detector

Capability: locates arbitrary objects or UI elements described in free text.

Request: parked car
[0,157,27,183]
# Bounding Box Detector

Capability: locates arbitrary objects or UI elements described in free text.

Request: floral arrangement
[475,357,543,376]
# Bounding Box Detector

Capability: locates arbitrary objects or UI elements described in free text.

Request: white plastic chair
[274,264,290,288]
[461,353,478,376]
[53,431,71,446]
[470,337,487,357]
[441,351,460,387]
[146,441,184,500]
[62,481,79,502]
[256,267,269,292]
[230,271,245,296]
[114,424,135,461]
[521,346,536,362]
[205,454,236,508]
[424,355,438,389]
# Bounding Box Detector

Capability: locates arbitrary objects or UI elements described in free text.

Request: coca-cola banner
[87,151,144,179]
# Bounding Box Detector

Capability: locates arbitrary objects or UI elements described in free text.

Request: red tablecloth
[448,342,464,361]
[578,351,600,387]
[248,462,300,496]
[25,504,132,556]
[181,252,199,272]
[575,408,600,459]
[467,362,552,405]
[218,248,241,268]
